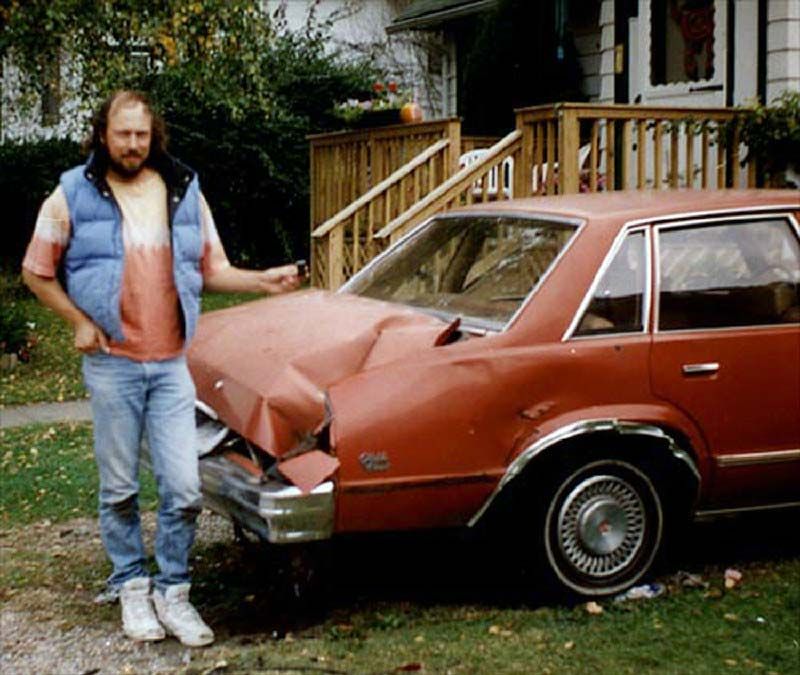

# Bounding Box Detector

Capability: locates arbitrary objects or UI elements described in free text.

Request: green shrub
[1,0,377,269]
[0,295,35,362]
[0,139,82,267]
[736,90,800,186]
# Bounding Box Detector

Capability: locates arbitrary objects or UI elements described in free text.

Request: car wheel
[542,458,664,597]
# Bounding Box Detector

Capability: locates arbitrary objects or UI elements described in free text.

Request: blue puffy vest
[60,156,204,345]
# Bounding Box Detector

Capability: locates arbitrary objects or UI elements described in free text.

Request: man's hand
[203,263,304,294]
[255,264,302,295]
[22,270,112,355]
[74,318,110,354]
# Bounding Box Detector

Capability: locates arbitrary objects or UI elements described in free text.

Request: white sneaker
[152,583,214,647]
[119,577,165,642]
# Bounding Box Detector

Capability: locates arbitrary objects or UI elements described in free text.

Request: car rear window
[346,215,578,327]
[657,218,800,330]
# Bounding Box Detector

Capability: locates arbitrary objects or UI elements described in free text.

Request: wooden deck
[310,103,761,290]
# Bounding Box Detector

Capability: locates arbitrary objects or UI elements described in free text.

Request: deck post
[559,106,580,194]
[515,110,534,198]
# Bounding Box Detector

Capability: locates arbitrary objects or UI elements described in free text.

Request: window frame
[653,212,800,334]
[642,0,727,99]
[341,210,585,335]
[563,225,652,342]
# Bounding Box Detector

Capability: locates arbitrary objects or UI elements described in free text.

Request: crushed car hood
[187,290,458,458]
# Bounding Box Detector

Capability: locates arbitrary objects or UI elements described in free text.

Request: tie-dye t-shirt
[22,168,230,361]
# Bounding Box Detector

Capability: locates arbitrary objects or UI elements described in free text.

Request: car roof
[450,189,799,223]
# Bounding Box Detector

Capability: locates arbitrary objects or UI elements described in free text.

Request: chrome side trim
[199,455,335,544]
[716,448,800,468]
[623,204,800,231]
[694,501,800,520]
[468,419,699,527]
[562,226,651,341]
[682,362,720,375]
[196,399,219,420]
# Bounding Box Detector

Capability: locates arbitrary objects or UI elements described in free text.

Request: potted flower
[735,90,800,187]
[334,81,422,129]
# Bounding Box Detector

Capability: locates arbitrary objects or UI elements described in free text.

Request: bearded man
[22,90,300,646]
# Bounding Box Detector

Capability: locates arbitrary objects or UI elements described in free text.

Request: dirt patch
[0,512,241,675]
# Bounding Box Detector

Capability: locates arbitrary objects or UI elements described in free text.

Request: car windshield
[346,214,578,327]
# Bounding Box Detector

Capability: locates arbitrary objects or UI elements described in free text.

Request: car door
[651,213,800,507]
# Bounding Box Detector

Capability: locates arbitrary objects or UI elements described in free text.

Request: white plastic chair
[532,143,593,193]
[459,149,515,199]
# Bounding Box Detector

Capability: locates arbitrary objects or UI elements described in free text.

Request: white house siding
[262,0,439,116]
[598,0,615,102]
[733,0,759,106]
[1,55,86,142]
[575,29,602,100]
[767,0,800,102]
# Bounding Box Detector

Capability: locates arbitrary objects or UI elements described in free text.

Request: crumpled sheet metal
[188,290,455,466]
[278,450,341,494]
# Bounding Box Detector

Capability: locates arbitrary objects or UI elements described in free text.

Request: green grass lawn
[2,278,798,673]
[1,421,798,673]
[0,291,258,406]
[0,422,157,526]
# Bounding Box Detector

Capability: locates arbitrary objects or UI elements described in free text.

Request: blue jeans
[82,353,201,591]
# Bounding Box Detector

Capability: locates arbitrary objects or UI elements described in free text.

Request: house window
[651,0,715,85]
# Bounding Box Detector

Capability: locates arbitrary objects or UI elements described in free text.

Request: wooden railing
[308,119,461,233]
[515,103,754,195]
[310,139,453,288]
[310,103,763,289]
[461,135,501,153]
[377,130,522,246]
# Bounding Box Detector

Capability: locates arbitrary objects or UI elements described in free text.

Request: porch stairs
[310,103,761,290]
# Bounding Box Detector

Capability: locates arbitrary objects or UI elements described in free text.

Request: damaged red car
[188,189,800,597]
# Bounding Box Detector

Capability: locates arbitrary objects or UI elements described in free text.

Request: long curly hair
[84,90,168,166]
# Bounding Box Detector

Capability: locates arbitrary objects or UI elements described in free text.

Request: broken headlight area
[196,401,338,494]
[196,403,337,543]
[195,402,230,458]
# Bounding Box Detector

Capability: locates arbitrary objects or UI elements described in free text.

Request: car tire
[540,457,664,597]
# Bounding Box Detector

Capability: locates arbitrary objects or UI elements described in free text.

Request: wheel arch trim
[468,419,700,527]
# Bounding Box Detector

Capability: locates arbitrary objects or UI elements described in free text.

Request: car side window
[575,231,647,336]
[657,218,800,330]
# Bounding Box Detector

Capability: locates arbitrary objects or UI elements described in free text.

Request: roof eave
[386,0,497,34]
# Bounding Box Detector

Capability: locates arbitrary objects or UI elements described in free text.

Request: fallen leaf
[724,659,738,667]
[563,641,575,650]
[585,601,604,615]
[723,613,739,622]
[724,568,743,589]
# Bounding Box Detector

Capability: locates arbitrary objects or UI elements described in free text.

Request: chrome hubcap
[558,475,645,578]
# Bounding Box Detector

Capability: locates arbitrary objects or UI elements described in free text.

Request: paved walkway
[0,400,92,429]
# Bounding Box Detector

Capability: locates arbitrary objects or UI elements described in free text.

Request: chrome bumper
[199,454,335,544]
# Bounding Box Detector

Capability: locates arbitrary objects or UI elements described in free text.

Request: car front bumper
[199,453,335,544]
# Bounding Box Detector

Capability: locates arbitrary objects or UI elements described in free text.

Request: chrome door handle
[682,362,719,375]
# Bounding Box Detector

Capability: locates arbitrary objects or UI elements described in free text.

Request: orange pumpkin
[399,102,423,124]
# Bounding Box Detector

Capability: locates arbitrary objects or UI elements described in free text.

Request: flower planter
[350,108,401,129]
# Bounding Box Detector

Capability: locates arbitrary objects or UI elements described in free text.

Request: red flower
[372,82,385,93]
[387,81,398,93]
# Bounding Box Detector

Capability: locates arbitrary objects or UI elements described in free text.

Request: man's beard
[108,152,147,178]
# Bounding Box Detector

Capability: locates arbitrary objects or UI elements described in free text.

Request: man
[22,90,300,647]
